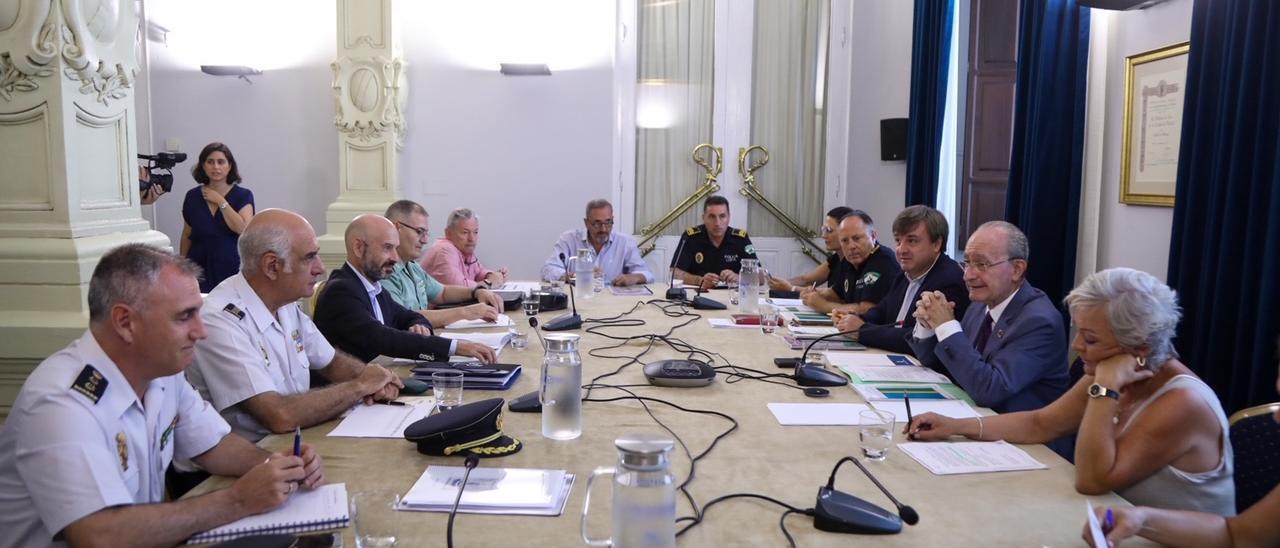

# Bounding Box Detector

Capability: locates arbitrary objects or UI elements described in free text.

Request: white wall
[1085,0,1191,281]
[843,0,913,228]
[142,1,615,280]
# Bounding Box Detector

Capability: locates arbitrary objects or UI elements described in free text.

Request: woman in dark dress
[181,142,255,293]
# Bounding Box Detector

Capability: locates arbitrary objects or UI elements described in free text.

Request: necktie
[974,312,994,354]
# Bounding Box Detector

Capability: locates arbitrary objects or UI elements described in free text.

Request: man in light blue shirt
[382,200,506,327]
[541,199,654,286]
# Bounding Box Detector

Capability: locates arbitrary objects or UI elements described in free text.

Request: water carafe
[541,333,583,440]
[569,248,597,300]
[738,259,761,314]
[581,433,677,548]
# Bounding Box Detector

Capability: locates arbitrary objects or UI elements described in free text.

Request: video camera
[138,152,188,193]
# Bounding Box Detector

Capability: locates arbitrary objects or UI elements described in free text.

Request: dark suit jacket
[908,282,1070,413]
[857,254,969,354]
[313,263,452,363]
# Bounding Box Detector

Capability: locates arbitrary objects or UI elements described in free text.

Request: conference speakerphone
[643,359,716,387]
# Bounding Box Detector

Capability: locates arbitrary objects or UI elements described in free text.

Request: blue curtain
[904,0,955,207]
[1168,0,1280,413]
[1004,0,1090,307]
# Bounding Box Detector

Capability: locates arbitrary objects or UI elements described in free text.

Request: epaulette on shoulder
[733,228,748,238]
[686,225,704,236]
[71,364,107,404]
[222,303,246,320]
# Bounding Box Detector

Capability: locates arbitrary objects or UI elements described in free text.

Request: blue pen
[293,426,301,457]
[1104,507,1114,531]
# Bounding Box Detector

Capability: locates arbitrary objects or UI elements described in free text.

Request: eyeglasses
[588,219,615,229]
[396,221,429,239]
[959,259,1014,272]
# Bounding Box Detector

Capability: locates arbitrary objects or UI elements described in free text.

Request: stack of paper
[788,326,841,339]
[898,441,1048,475]
[440,331,512,352]
[853,384,955,401]
[497,281,542,292]
[609,285,653,296]
[444,314,515,329]
[399,467,575,516]
[823,352,919,367]
[328,398,436,438]
[868,400,980,422]
[780,310,834,326]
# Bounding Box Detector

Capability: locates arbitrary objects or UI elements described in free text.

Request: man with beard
[540,199,653,286]
[313,214,496,364]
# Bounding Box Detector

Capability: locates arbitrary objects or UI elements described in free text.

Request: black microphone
[446,454,481,548]
[666,236,689,301]
[812,456,917,535]
[783,328,855,387]
[543,253,582,331]
[507,317,543,413]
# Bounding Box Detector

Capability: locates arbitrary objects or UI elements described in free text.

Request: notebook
[410,362,523,390]
[186,483,350,544]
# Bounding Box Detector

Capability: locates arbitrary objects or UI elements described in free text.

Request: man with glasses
[382,200,507,325]
[541,199,653,286]
[907,220,1069,414]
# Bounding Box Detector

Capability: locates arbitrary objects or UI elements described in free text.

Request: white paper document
[869,400,980,422]
[444,314,515,329]
[788,326,840,338]
[399,466,574,517]
[1086,501,1109,548]
[498,281,542,292]
[707,318,765,329]
[440,331,512,351]
[767,403,872,425]
[328,399,436,438]
[823,352,920,368]
[840,366,952,384]
[898,441,1048,475]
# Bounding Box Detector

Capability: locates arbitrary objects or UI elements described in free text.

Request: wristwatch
[219,202,228,210]
[1087,383,1120,400]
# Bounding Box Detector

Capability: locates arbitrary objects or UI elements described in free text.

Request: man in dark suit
[835,205,969,354]
[908,221,1070,414]
[313,214,496,364]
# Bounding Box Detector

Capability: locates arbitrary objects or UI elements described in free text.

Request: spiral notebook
[185,483,349,544]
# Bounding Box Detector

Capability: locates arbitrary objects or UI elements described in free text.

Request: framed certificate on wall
[1121,41,1189,207]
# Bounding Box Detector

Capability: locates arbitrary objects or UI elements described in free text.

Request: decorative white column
[320,0,407,267]
[0,0,168,414]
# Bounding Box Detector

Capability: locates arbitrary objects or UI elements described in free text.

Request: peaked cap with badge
[404,398,522,458]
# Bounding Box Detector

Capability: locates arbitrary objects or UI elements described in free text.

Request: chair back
[303,280,326,318]
[1229,402,1280,512]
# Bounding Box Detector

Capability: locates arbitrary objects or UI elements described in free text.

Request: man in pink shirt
[423,208,508,288]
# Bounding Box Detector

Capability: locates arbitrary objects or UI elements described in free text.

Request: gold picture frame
[1121,41,1189,207]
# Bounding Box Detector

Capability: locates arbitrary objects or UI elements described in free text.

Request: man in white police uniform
[0,244,324,548]
[188,209,403,443]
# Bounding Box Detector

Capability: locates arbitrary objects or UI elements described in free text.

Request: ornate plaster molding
[0,0,138,106]
[331,55,407,146]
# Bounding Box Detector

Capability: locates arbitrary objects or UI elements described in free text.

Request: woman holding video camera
[181,142,255,293]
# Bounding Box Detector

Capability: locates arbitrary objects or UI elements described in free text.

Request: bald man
[189,209,403,443]
[313,214,497,365]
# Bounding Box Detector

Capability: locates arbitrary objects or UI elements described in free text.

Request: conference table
[190,286,1153,547]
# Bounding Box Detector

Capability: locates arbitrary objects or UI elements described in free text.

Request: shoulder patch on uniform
[861,272,881,285]
[222,303,246,320]
[71,364,107,404]
[686,225,704,236]
[744,244,755,255]
[733,228,748,238]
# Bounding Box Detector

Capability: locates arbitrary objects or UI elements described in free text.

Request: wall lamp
[200,65,263,84]
[499,63,551,76]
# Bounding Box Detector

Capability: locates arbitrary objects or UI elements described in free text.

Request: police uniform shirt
[838,244,900,306]
[0,331,230,548]
[671,224,758,277]
[188,273,336,442]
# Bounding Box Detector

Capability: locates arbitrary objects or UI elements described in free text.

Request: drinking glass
[351,492,400,548]
[522,292,541,316]
[858,409,895,461]
[431,370,464,411]
[759,305,779,334]
[510,329,529,350]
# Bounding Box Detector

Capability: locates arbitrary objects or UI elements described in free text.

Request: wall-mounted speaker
[880,118,908,162]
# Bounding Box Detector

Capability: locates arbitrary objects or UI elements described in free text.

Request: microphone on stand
[812,455,918,534]
[543,253,582,331]
[777,328,855,387]
[508,317,544,413]
[665,237,689,301]
[446,454,481,548]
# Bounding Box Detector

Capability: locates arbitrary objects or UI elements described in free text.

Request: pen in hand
[904,395,914,439]
[293,425,301,457]
[1104,507,1114,532]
